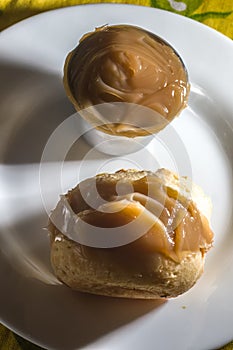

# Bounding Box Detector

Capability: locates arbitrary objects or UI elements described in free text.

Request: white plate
[0,4,233,350]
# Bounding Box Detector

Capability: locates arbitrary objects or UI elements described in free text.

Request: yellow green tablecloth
[1,0,233,37]
[0,0,233,349]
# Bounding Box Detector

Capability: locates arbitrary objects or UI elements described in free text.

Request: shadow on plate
[1,262,166,350]
[0,61,105,164]
[0,211,166,350]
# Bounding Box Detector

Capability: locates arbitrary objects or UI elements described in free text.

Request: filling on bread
[50,169,213,263]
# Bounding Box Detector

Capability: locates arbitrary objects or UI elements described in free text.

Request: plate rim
[0,3,233,350]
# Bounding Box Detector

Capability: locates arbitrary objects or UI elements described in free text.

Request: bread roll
[48,169,213,299]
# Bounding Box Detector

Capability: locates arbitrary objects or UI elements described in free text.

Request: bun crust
[49,169,213,299]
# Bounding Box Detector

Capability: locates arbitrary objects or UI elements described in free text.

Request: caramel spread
[64,25,190,137]
[51,173,213,263]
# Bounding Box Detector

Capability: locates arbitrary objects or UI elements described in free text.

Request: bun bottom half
[50,232,204,299]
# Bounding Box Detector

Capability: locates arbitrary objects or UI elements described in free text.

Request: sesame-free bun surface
[49,169,213,299]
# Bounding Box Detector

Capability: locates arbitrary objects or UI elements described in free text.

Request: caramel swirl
[64,25,190,136]
[50,172,213,262]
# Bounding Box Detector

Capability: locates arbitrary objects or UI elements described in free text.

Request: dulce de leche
[51,170,213,263]
[77,176,213,263]
[64,25,190,137]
